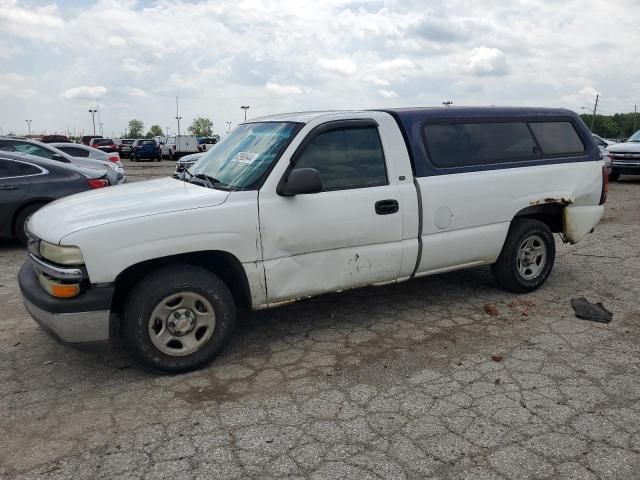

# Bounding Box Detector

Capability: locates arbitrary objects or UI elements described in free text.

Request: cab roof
[249,107,578,124]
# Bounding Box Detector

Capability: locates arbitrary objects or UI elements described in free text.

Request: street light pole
[241,105,250,121]
[88,109,97,135]
[25,119,32,137]
[175,96,182,136]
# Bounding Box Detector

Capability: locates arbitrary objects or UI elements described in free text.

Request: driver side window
[293,126,388,191]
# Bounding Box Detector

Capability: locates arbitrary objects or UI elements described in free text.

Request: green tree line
[579,112,639,140]
[124,117,214,139]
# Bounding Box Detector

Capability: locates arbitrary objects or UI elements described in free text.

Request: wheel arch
[512,202,564,234]
[111,250,252,316]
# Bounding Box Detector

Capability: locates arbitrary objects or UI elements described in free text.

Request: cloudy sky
[0,0,637,137]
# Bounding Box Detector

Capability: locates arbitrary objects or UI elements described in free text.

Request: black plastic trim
[19,262,114,314]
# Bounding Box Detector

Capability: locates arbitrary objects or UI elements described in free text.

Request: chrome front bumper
[24,298,110,344]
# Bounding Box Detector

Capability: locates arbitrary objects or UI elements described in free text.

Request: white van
[161,135,198,160]
[20,107,607,372]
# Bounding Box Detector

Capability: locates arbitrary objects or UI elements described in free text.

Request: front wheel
[491,219,556,293]
[122,265,236,373]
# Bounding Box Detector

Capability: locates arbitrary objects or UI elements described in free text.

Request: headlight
[39,241,84,265]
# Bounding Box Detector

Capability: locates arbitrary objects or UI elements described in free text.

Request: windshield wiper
[180,169,227,189]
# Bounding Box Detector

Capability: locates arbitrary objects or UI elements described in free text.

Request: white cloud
[318,58,358,76]
[378,89,398,99]
[126,87,148,97]
[107,36,126,48]
[0,0,637,134]
[465,47,508,77]
[60,85,108,99]
[0,0,63,41]
[265,82,303,95]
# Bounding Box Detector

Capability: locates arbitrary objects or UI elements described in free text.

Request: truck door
[258,119,409,304]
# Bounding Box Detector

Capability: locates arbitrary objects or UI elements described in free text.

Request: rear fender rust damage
[529,197,573,207]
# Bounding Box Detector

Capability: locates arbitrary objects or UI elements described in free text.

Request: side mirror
[278,168,322,196]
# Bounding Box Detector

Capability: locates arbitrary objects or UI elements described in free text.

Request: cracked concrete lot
[1,163,639,479]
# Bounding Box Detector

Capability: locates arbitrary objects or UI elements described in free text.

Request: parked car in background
[50,142,120,163]
[115,138,135,158]
[49,143,125,182]
[173,152,204,176]
[81,135,102,146]
[19,107,607,372]
[130,139,161,162]
[605,129,640,181]
[0,151,109,244]
[592,134,616,150]
[592,135,613,175]
[197,136,220,152]
[0,137,122,185]
[40,135,70,144]
[89,138,118,153]
[161,135,198,160]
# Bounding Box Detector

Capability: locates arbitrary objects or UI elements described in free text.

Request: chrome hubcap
[517,234,547,280]
[148,292,215,356]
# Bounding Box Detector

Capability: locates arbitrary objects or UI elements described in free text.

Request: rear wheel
[122,265,236,373]
[609,171,620,181]
[15,203,46,245]
[130,154,137,162]
[491,219,556,293]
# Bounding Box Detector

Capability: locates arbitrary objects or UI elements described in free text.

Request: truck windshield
[628,131,640,142]
[188,122,301,189]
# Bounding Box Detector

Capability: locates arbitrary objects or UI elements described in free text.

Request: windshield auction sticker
[233,152,259,164]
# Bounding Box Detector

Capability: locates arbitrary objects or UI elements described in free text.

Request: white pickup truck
[19,107,607,372]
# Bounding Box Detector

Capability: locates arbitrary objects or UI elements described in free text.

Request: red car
[89,137,118,153]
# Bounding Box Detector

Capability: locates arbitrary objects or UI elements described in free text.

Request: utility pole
[96,97,102,136]
[175,96,182,136]
[25,119,32,137]
[226,121,232,133]
[241,105,250,121]
[590,94,599,132]
[634,104,637,134]
[88,109,97,135]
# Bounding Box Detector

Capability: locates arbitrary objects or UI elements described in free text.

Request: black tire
[491,218,556,293]
[122,265,236,373]
[155,156,161,162]
[609,171,620,182]
[15,203,46,245]
[169,151,174,161]
[130,154,137,162]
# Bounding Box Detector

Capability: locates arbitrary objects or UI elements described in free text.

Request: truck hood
[29,177,230,244]
[607,142,640,153]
